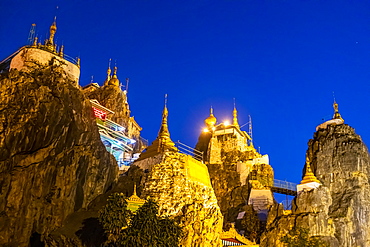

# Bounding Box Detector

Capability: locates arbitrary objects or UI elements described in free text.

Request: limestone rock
[134,151,224,246]
[261,124,370,247]
[0,66,118,246]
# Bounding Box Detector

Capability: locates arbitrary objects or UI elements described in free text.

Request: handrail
[175,141,203,162]
[273,179,297,191]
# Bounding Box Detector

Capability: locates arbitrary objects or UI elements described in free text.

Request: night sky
[1,1,369,190]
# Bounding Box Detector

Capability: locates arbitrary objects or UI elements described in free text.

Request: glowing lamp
[203,128,209,133]
[224,120,230,126]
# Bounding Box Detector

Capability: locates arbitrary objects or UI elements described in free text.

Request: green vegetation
[99,193,133,245]
[280,227,329,247]
[239,206,263,243]
[99,194,182,247]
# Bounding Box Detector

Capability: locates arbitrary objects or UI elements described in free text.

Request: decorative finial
[58,45,64,57]
[32,37,38,47]
[135,95,177,161]
[332,96,343,121]
[113,66,118,78]
[158,94,171,141]
[105,59,112,82]
[204,106,217,128]
[46,16,57,49]
[233,99,239,128]
[133,183,137,196]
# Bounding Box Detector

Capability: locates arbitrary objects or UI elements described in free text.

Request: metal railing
[140,136,149,147]
[175,141,203,162]
[273,179,297,192]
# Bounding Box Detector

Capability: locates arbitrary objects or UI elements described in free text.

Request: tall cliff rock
[261,124,370,247]
[0,65,118,246]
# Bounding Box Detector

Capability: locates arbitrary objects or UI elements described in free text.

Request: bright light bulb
[224,120,230,126]
[203,128,209,133]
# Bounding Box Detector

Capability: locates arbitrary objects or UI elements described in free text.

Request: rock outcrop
[0,65,118,246]
[133,151,224,246]
[261,124,370,247]
[84,82,145,153]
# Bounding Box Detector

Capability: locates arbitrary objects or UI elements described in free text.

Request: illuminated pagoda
[0,18,80,84]
[90,99,136,169]
[297,157,321,193]
[201,105,255,164]
[126,184,146,212]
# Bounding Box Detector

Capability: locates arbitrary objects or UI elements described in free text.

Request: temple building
[90,99,137,169]
[82,64,147,162]
[196,105,274,230]
[0,18,80,84]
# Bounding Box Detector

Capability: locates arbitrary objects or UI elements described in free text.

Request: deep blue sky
[1,1,369,187]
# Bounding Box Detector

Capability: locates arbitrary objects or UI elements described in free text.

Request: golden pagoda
[126,184,146,212]
[108,66,120,87]
[137,96,178,160]
[333,100,344,121]
[297,157,321,193]
[103,59,112,86]
[232,105,239,128]
[44,17,57,51]
[204,107,217,128]
[300,162,320,184]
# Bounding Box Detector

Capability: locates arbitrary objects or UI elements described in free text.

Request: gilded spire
[333,100,343,121]
[300,158,321,184]
[107,59,112,80]
[134,184,138,196]
[233,99,239,128]
[46,17,57,48]
[112,66,118,78]
[205,106,217,127]
[58,45,64,57]
[108,65,120,87]
[158,94,171,140]
[136,95,177,161]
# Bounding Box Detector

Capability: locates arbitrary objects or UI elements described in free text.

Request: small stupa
[297,157,321,193]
